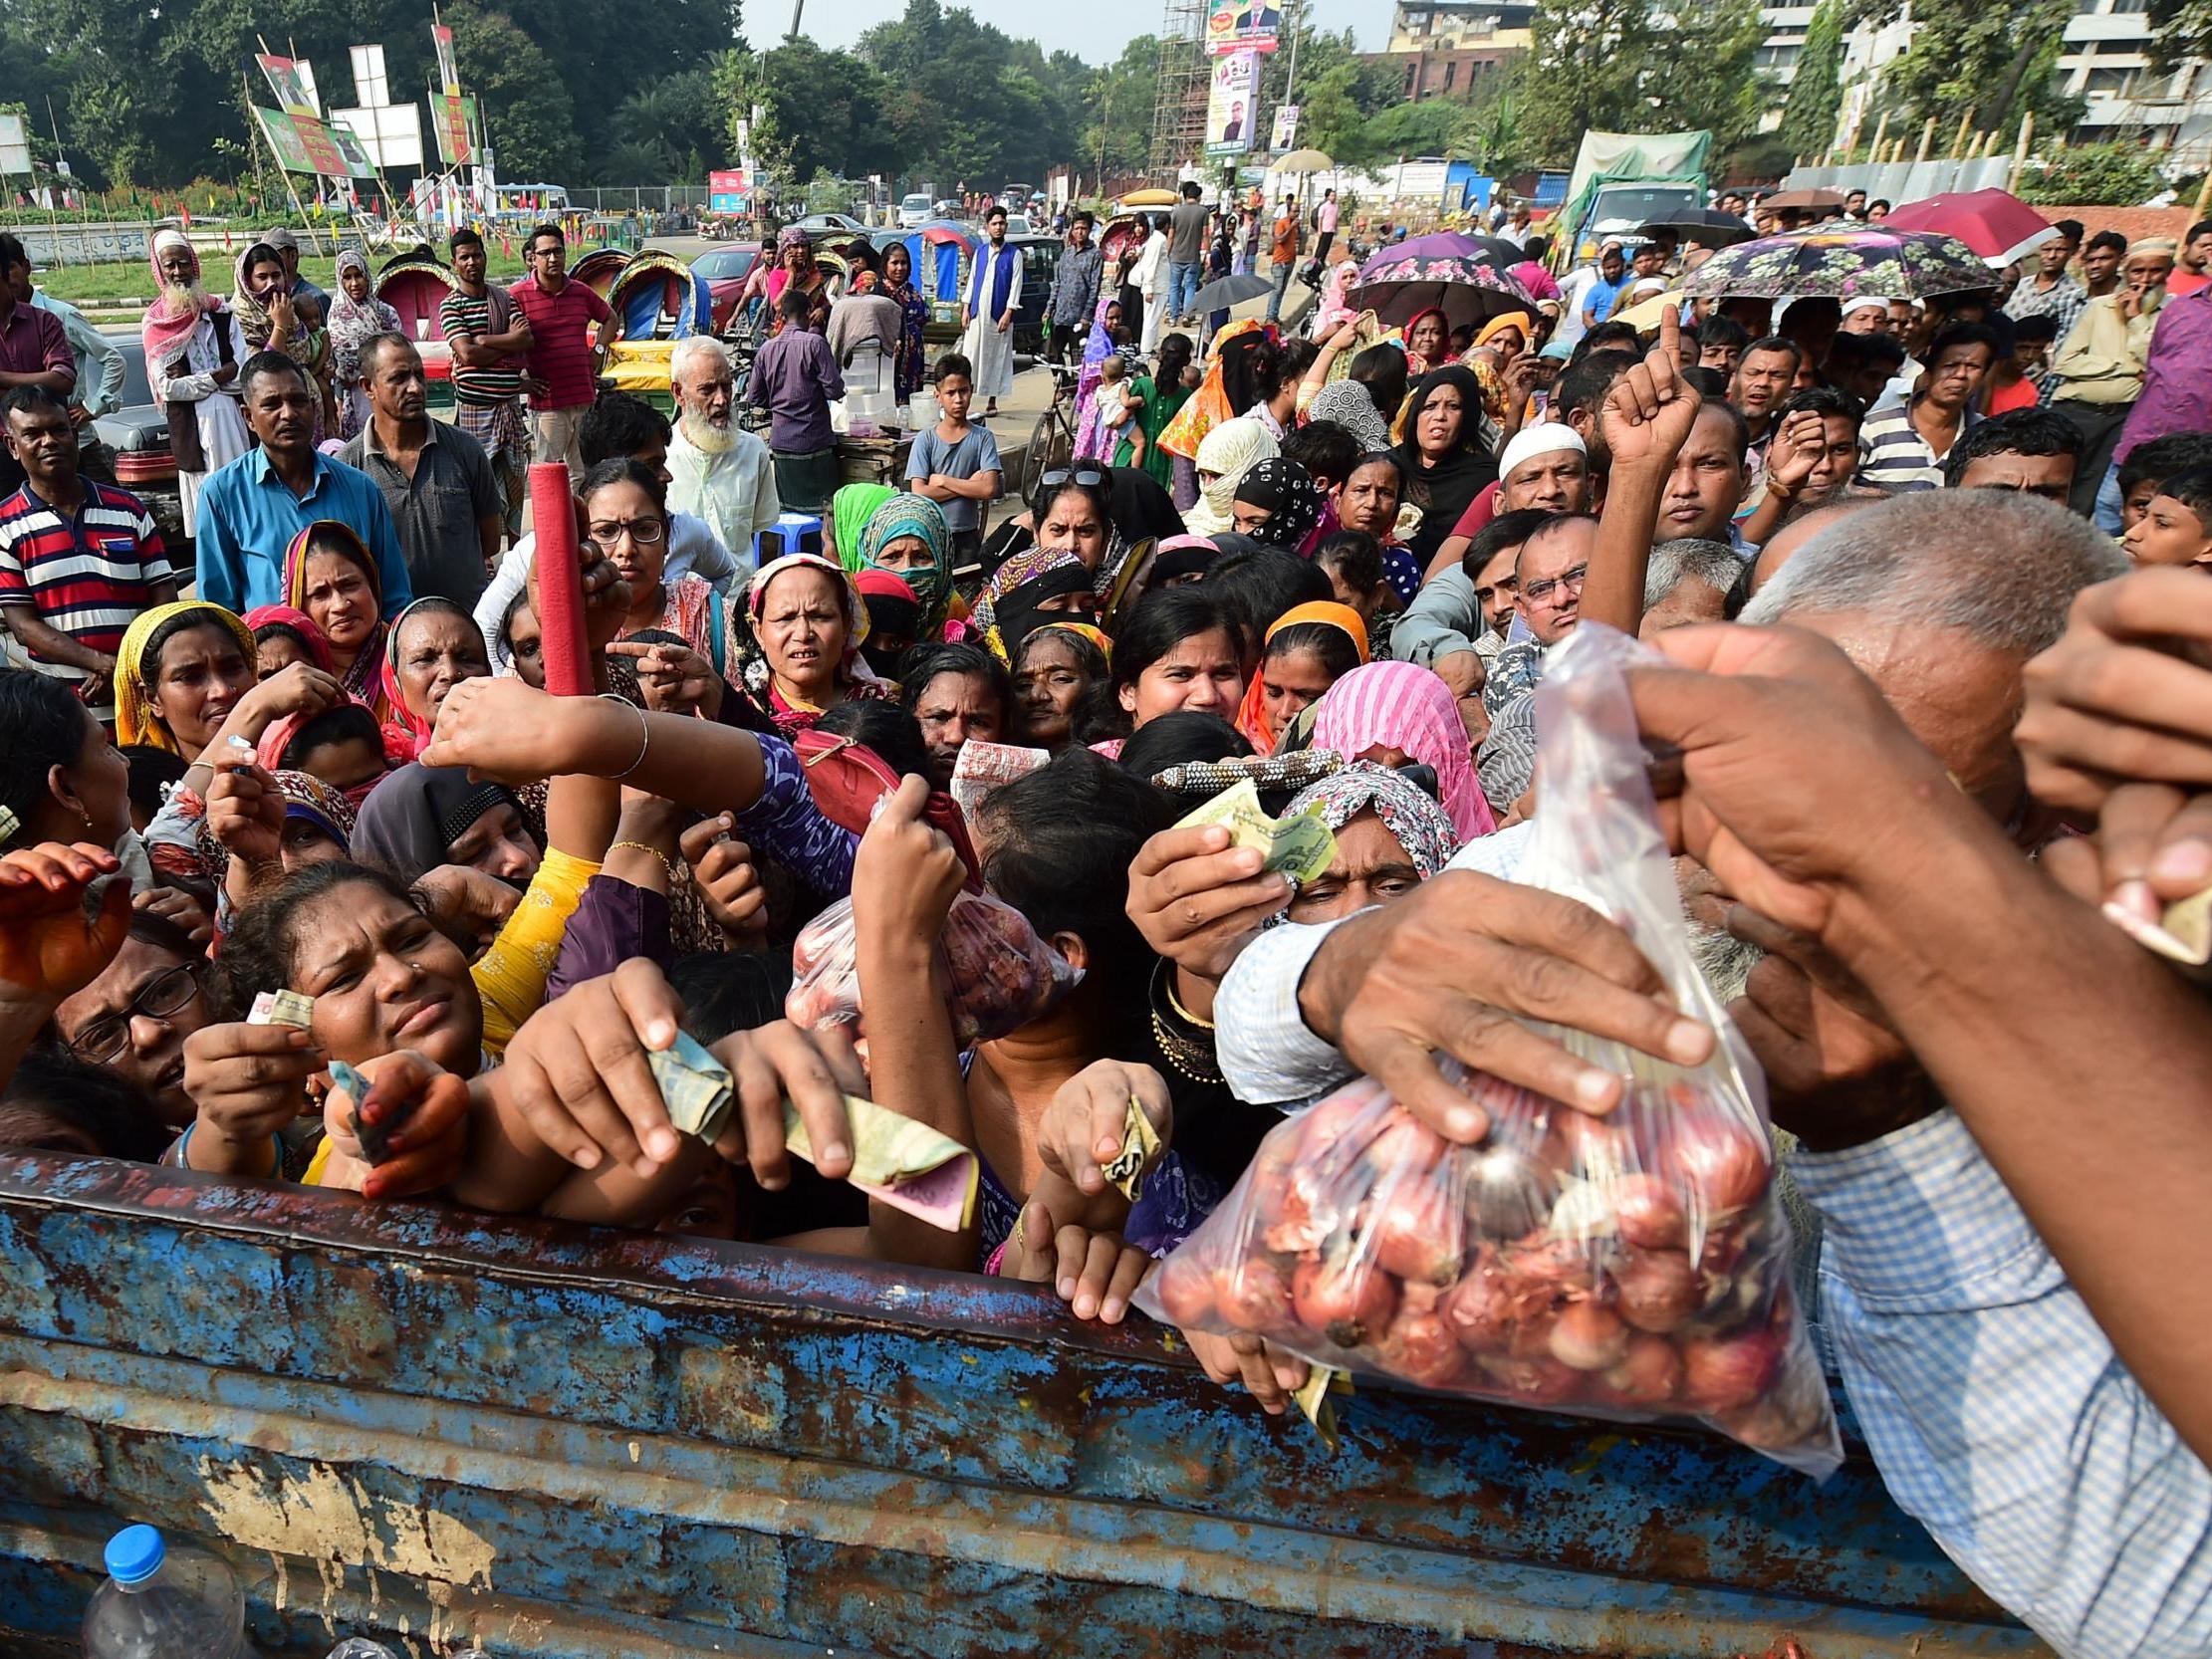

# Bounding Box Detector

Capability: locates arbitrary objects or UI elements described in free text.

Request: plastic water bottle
[82,1524,248,1659]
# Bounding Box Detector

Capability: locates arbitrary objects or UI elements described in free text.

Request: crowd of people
[3,194,2212,1659]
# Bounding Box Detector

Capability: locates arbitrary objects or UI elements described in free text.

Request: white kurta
[962,245,1021,399]
[149,311,251,539]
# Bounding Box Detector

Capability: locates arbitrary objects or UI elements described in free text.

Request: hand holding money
[1037,1060,1172,1203]
[1175,780,1338,886]
[320,1049,473,1199]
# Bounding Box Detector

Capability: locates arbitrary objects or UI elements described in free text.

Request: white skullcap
[1843,295,1890,317]
[1497,422,1588,481]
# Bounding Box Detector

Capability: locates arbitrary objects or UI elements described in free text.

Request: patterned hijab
[975,549,1093,663]
[1306,378,1392,454]
[1284,760,1461,880]
[115,601,259,755]
[1311,660,1497,841]
[1234,457,1326,550]
[859,492,953,617]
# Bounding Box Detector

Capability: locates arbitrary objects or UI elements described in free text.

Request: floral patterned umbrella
[1349,247,1536,329]
[1678,223,1995,302]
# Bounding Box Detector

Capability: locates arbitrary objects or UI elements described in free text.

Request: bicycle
[1020,360,1083,509]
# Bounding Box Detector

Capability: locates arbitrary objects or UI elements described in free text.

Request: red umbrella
[1883,189,2056,270]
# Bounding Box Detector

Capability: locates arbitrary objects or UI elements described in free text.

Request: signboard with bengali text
[1205,0,1280,55]
[257,54,349,177]
[1205,50,1258,157]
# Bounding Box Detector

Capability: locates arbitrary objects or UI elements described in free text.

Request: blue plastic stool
[755,514,825,566]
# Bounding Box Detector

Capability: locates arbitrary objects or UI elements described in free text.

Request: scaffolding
[1149,0,1208,178]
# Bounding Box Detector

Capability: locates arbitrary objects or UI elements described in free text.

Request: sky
[795,0,1383,68]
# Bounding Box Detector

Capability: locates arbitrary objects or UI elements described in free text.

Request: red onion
[1548,1302,1629,1371]
[1293,1254,1398,1349]
[1216,1257,1296,1333]
[1296,1080,1384,1159]
[1153,1252,1215,1327]
[1598,1332,1684,1407]
[1663,1114,1771,1220]
[1501,1234,1598,1317]
[1680,1326,1786,1414]
[1369,1178,1465,1287]
[1441,1249,1516,1352]
[1553,1110,1630,1174]
[1613,1248,1702,1334]
[1611,1173,1689,1251]
[1464,1137,1561,1240]
[1361,1112,1448,1180]
[1478,1351,1588,1407]
[1377,1304,1468,1389]
[1261,1165,1345,1257]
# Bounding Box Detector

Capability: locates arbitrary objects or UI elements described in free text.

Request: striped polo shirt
[0,479,172,716]
[1856,401,1981,493]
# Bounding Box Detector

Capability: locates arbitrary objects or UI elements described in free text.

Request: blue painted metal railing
[0,1153,2050,1657]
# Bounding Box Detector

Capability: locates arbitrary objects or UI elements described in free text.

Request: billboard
[252,107,316,175]
[257,54,349,177]
[1271,104,1300,150]
[335,102,423,170]
[1205,50,1258,157]
[709,168,751,213]
[1205,0,1281,55]
[432,22,462,96]
[0,114,31,177]
[433,93,475,167]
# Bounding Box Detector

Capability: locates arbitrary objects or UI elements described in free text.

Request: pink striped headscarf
[1311,660,1497,842]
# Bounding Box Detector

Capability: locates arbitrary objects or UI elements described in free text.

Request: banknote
[1175,779,1338,886]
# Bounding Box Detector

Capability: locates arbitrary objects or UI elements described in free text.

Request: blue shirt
[1581,274,1630,324]
[194,447,413,619]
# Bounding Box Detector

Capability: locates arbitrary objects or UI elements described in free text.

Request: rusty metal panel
[0,1153,2052,1658]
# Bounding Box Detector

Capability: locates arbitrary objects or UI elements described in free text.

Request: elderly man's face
[1514,518,1598,645]
[2125,253,2174,300]
[1500,450,1591,515]
[677,351,737,427]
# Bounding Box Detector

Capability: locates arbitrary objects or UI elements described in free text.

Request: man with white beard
[140,227,250,541]
[665,336,778,576]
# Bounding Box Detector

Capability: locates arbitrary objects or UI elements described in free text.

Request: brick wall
[2036,204,2200,244]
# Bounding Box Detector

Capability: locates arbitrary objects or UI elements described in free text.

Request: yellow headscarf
[1474,312,1533,352]
[115,600,258,755]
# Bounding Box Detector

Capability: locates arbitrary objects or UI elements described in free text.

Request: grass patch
[34,250,531,311]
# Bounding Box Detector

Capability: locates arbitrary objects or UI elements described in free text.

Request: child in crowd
[907,352,1004,573]
[1094,355,1133,442]
[2121,464,2212,570]
[2116,431,2212,533]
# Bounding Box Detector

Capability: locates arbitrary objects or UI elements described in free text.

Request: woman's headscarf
[1106,465,1184,547]
[1305,378,1391,455]
[1311,660,1497,841]
[115,600,259,754]
[728,553,884,735]
[275,770,358,853]
[854,569,921,677]
[1401,307,1451,375]
[1232,456,1325,550]
[778,225,816,254]
[1283,760,1460,882]
[242,603,337,675]
[231,242,316,362]
[1393,366,1499,567]
[353,762,526,879]
[1473,312,1532,354]
[976,549,1093,663]
[1159,316,1271,462]
[1183,415,1280,539]
[1026,619,1112,666]
[375,596,464,765]
[282,520,389,706]
[141,229,221,403]
[831,482,898,574]
[326,248,400,396]
[1150,533,1221,586]
[858,492,953,618]
[1234,599,1370,756]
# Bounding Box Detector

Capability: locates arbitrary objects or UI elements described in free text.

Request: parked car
[91,341,186,548]
[794,212,866,234]
[1008,233,1067,358]
[691,244,763,333]
[1003,214,1033,236]
[897,193,932,229]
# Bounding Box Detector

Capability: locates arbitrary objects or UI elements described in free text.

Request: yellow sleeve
[470,846,602,1060]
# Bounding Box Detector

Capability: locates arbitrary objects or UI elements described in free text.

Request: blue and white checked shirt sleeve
[1212,823,1538,1109]
[1794,1110,2212,1659]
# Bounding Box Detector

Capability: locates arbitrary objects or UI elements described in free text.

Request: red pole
[529,462,593,696]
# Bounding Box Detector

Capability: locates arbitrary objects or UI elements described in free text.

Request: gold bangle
[607,839,675,879]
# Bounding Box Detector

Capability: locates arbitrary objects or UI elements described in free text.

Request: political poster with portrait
[257,53,349,178]
[1205,0,1281,54]
[1205,50,1258,158]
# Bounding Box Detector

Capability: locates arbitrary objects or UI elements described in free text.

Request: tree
[444,2,584,182]
[1873,0,2083,142]
[1516,0,1666,162]
[1666,0,1771,153]
[2017,141,2166,206]
[1780,0,1845,158]
[1081,36,1158,185]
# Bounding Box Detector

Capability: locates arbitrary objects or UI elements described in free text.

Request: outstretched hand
[0,841,130,1003]
[1598,305,1700,475]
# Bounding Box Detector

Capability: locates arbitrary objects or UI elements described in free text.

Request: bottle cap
[104,1524,165,1585]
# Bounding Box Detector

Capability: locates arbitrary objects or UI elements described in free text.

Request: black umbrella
[1189,272,1272,313]
[1638,209,1756,248]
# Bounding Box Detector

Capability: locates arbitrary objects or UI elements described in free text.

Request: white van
[898,192,932,228]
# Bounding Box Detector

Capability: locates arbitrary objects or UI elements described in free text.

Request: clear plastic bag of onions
[1134,625,1843,1477]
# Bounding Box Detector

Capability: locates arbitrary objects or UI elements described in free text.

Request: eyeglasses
[1040,466,1106,491]
[64,964,202,1064]
[1520,564,1589,604]
[588,518,666,547]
